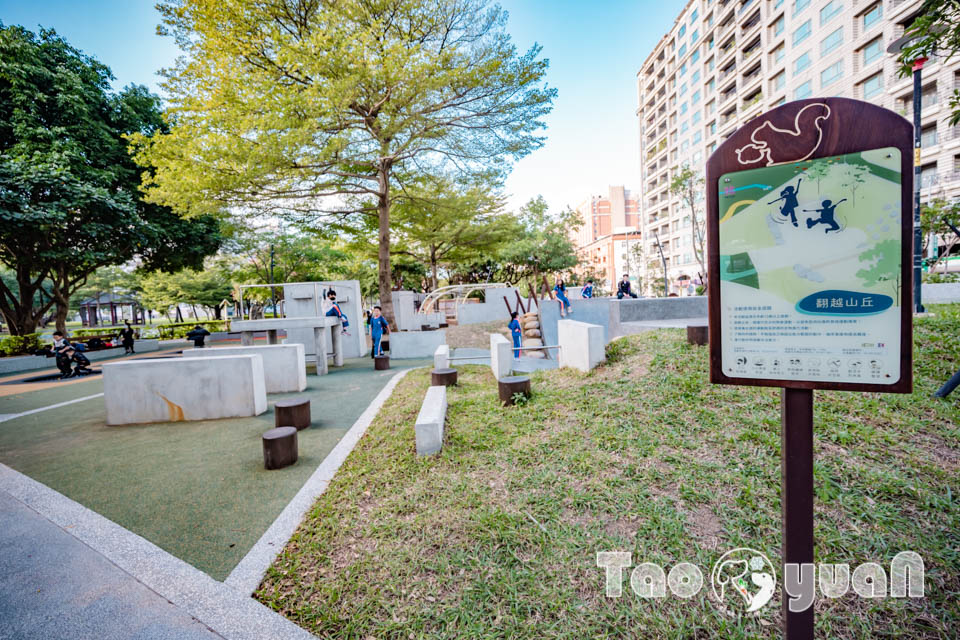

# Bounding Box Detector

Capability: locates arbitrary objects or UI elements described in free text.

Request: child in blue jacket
[325,290,350,335]
[554,278,572,317]
[370,306,389,357]
[508,311,522,357]
[581,280,594,298]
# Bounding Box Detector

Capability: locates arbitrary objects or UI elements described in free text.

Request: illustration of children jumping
[767,178,802,227]
[804,198,847,233]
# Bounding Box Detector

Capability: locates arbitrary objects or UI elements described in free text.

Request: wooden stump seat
[431,368,458,386]
[374,355,391,370]
[686,323,708,346]
[262,426,298,470]
[498,375,531,406]
[275,396,311,430]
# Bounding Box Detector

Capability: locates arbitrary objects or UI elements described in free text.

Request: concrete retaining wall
[489,334,513,380]
[434,345,450,369]
[557,320,605,372]
[456,288,518,325]
[182,344,306,393]
[283,281,364,358]
[415,385,447,456]
[539,298,617,354]
[389,330,447,359]
[103,354,267,425]
[922,282,960,303]
[616,296,708,323]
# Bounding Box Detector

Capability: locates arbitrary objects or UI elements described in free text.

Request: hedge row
[0,333,42,357]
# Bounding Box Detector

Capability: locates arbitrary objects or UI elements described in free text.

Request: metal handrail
[417,283,511,320]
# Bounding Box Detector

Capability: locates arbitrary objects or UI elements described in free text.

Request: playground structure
[416,283,512,324]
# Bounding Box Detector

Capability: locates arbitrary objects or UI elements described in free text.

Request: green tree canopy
[498,196,580,287]
[897,1,960,125]
[134,0,555,325]
[0,24,223,334]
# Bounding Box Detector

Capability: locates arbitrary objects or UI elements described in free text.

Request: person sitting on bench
[324,290,351,336]
[617,274,638,299]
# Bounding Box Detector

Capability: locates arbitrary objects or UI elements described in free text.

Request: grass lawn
[256,305,959,639]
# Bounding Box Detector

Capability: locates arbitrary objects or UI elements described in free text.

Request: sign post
[705,98,913,639]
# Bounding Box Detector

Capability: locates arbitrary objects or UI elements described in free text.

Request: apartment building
[570,186,642,291]
[636,0,960,295]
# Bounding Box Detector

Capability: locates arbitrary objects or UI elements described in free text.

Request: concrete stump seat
[262,426,298,470]
[431,368,458,386]
[374,355,391,370]
[498,375,531,406]
[274,397,311,430]
[686,323,708,346]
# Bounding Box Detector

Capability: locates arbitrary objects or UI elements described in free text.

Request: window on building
[681,120,689,133]
[920,162,938,188]
[794,51,811,75]
[794,80,812,99]
[821,60,843,88]
[681,140,690,152]
[771,43,785,65]
[863,37,883,65]
[772,70,786,91]
[693,149,704,163]
[680,62,687,75]
[692,89,701,104]
[921,125,937,147]
[820,0,842,25]
[773,15,785,36]
[863,72,883,98]
[707,78,716,93]
[693,131,702,144]
[690,8,698,23]
[692,29,699,44]
[679,43,687,58]
[708,141,718,154]
[708,121,717,134]
[692,69,701,83]
[679,24,686,38]
[793,20,811,46]
[820,27,843,56]
[680,82,688,95]
[863,3,881,29]
[793,0,810,15]
[707,56,715,71]
[680,101,688,114]
[707,99,716,114]
[692,110,702,124]
[691,49,700,63]
[774,0,784,8]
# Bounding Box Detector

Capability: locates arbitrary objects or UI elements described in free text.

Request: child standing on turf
[554,278,572,317]
[325,290,350,336]
[508,311,522,357]
[370,305,389,357]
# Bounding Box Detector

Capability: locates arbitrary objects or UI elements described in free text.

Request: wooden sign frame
[705,98,913,394]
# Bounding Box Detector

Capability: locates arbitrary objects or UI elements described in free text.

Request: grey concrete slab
[0,491,223,640]
[619,317,709,333]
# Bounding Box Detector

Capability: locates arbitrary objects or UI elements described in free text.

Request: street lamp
[652,229,669,297]
[887,29,940,314]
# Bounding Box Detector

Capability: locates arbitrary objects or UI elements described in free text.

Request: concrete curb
[0,464,316,640]
[224,368,413,594]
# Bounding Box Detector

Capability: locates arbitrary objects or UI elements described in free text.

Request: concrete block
[389,330,447,359]
[489,333,513,381]
[558,319,606,372]
[103,355,267,425]
[415,385,447,456]
[922,282,960,303]
[182,344,306,393]
[281,280,364,359]
[434,344,450,370]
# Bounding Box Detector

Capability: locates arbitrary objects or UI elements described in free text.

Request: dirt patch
[445,321,509,349]
[684,504,723,549]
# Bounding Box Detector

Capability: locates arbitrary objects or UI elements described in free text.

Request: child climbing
[767,178,802,227]
[554,278,572,317]
[804,198,847,234]
[508,311,522,358]
[324,290,350,335]
[369,305,389,357]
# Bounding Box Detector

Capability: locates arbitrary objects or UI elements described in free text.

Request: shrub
[0,333,42,357]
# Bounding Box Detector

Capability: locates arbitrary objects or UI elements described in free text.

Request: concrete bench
[415,385,447,456]
[557,319,606,372]
[489,333,513,381]
[103,355,267,425]
[434,344,450,369]
[182,344,306,393]
[389,330,447,358]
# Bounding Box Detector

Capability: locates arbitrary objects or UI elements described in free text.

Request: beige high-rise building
[636,0,960,295]
[570,186,642,292]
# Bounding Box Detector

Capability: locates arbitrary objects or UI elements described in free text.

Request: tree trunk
[430,247,439,292]
[376,163,396,329]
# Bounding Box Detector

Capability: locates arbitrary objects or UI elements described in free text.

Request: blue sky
[1,0,681,211]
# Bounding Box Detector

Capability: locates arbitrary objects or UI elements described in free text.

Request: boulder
[523,320,540,329]
[524,329,541,338]
[525,338,544,347]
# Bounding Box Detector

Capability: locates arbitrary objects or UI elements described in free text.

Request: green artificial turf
[256,305,959,639]
[0,357,429,580]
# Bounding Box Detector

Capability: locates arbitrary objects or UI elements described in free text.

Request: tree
[133,0,556,327]
[0,25,223,334]
[896,1,960,125]
[921,197,960,272]
[390,175,516,290]
[670,165,707,281]
[838,163,869,206]
[499,196,580,291]
[804,160,831,195]
[857,239,902,305]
